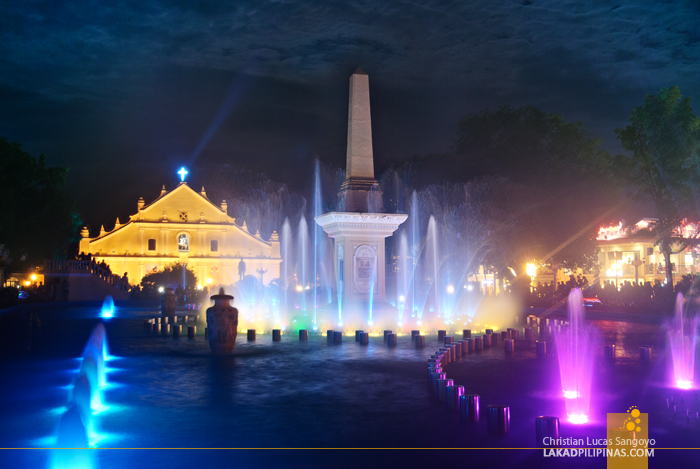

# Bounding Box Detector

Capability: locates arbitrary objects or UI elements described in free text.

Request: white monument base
[315,212,407,307]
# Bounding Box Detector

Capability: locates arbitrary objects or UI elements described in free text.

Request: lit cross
[177,167,188,182]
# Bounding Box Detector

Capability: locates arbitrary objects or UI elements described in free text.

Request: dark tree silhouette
[0,137,82,267]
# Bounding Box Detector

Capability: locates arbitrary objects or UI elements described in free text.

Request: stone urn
[161,287,177,318]
[206,288,239,354]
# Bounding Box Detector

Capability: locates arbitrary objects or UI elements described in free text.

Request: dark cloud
[1,0,699,226]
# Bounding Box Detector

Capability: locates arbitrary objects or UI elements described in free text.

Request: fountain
[554,288,598,424]
[198,72,518,336]
[297,216,310,314]
[668,293,698,389]
[81,322,110,409]
[50,321,113,467]
[50,402,96,469]
[100,295,114,318]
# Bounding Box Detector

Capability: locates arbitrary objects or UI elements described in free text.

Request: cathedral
[78,181,281,287]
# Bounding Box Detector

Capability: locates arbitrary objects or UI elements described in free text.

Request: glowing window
[178,234,189,252]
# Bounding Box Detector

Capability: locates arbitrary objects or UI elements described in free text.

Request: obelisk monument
[316,70,407,324]
[338,69,383,213]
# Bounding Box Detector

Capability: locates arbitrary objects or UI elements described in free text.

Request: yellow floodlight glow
[207,278,213,284]
[295,285,304,292]
[446,285,455,294]
[30,274,37,281]
[526,263,536,278]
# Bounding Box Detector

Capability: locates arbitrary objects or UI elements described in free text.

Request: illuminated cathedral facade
[78,182,281,287]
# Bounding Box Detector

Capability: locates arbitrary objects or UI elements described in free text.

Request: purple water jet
[554,288,598,424]
[668,293,698,389]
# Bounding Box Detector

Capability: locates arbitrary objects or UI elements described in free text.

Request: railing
[44,260,131,293]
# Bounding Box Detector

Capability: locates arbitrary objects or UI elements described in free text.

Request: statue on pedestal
[206,287,239,354]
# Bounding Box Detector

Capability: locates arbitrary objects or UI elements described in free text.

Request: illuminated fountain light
[555,289,598,424]
[567,414,589,425]
[100,295,115,319]
[668,293,698,390]
[676,380,693,390]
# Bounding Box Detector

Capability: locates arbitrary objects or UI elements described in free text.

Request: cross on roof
[178,167,188,182]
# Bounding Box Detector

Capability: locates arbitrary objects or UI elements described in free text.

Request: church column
[139,229,144,255]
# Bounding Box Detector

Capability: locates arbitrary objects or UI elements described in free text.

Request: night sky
[2,0,699,228]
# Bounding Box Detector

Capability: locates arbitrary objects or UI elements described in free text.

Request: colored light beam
[187,74,251,166]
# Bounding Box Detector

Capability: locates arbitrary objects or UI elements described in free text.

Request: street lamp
[526,263,537,279]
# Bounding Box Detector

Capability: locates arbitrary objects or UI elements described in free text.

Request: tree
[0,138,82,268]
[453,106,617,275]
[615,86,700,287]
[140,262,197,289]
[455,106,611,186]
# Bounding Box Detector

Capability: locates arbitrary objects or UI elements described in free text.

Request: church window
[148,239,156,251]
[211,240,218,252]
[178,234,189,252]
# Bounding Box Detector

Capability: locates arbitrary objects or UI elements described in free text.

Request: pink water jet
[555,289,598,424]
[668,293,698,390]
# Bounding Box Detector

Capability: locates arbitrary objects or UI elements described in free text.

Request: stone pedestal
[315,212,407,306]
[206,288,239,354]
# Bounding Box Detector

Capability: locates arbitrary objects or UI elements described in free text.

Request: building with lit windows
[596,219,698,285]
[525,218,700,289]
